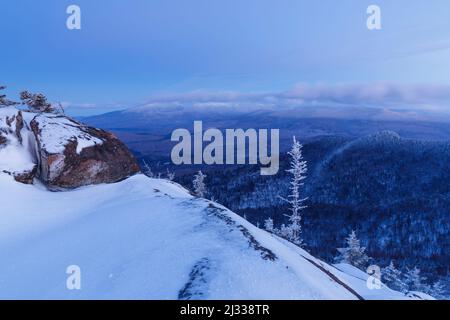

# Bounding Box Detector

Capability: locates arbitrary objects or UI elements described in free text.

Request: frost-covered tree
[142,159,154,178]
[404,267,429,293]
[277,224,292,240]
[193,170,207,198]
[382,261,407,293]
[264,217,274,232]
[335,230,369,269]
[20,90,55,113]
[429,280,447,300]
[166,169,175,181]
[0,85,18,107]
[282,136,308,246]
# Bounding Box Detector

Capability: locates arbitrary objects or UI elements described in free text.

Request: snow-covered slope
[0,172,414,300]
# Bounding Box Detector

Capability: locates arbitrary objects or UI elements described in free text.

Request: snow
[0,172,419,300]
[32,114,103,154]
[333,263,413,300]
[0,108,36,175]
[0,136,35,173]
[406,291,436,300]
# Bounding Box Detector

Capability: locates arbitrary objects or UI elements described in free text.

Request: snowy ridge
[0,172,418,300]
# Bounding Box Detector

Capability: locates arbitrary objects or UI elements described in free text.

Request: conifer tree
[283,136,307,246]
[193,170,207,198]
[335,230,369,269]
[382,261,407,293]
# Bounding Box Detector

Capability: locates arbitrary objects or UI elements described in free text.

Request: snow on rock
[30,114,103,154]
[0,108,37,184]
[0,107,140,189]
[0,173,417,300]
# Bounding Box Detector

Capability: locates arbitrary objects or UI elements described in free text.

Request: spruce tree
[193,170,207,198]
[283,136,307,246]
[264,217,274,232]
[335,230,369,269]
[382,261,407,293]
[404,267,429,293]
[429,280,447,300]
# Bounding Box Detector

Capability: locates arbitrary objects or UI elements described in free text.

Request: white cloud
[130,83,450,119]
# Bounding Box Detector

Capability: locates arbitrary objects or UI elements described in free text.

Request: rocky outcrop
[30,115,140,189]
[0,108,140,189]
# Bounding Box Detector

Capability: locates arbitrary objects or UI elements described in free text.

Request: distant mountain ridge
[83,107,450,167]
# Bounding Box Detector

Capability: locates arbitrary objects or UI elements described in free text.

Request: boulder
[30,114,140,189]
[0,108,140,189]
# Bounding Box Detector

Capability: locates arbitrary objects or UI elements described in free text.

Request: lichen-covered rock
[0,107,140,189]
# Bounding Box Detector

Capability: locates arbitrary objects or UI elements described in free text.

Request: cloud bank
[127,83,450,122]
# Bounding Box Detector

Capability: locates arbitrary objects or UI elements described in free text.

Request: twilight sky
[2,0,450,116]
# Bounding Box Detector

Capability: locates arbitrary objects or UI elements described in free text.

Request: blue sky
[2,0,450,115]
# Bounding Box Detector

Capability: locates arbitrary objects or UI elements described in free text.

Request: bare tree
[56,102,66,115]
[141,159,154,178]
